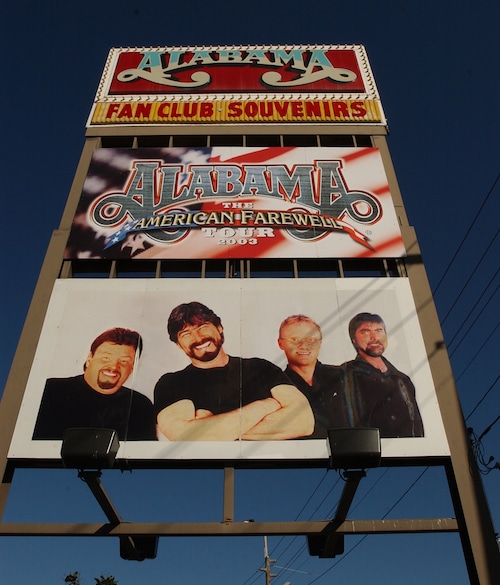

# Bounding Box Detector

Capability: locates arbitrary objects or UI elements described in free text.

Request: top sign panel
[89,45,385,126]
[105,46,368,95]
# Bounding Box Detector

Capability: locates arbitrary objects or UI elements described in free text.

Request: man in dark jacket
[342,313,424,438]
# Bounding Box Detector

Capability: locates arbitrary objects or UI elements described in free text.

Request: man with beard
[154,302,314,441]
[343,313,424,438]
[33,328,156,441]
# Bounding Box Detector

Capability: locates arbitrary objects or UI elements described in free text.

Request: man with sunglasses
[278,314,350,438]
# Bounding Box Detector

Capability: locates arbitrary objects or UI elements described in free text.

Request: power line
[268,474,343,582]
[455,325,497,383]
[304,468,430,585]
[268,472,334,560]
[440,240,499,326]
[268,470,392,583]
[465,375,499,421]
[349,468,391,515]
[432,173,499,297]
[447,283,499,354]
[239,472,334,585]
[272,468,410,584]
[293,471,332,521]
[478,413,500,441]
[469,427,499,475]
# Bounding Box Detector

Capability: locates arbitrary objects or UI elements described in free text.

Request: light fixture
[61,428,119,469]
[327,428,381,470]
[120,536,158,561]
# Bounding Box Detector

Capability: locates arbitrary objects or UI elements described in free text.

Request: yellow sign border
[91,99,383,125]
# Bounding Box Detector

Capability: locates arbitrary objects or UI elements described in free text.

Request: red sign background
[108,48,366,95]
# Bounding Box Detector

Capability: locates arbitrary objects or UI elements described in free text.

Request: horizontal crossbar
[0,518,458,537]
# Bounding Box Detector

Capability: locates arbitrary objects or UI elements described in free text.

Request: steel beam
[0,517,458,537]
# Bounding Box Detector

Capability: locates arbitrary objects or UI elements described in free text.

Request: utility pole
[259,536,277,585]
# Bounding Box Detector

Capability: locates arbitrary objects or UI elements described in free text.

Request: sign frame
[9,277,449,467]
[88,45,386,126]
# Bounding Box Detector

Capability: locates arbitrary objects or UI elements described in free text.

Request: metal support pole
[223,467,234,523]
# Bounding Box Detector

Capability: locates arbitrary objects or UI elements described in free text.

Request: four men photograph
[31,301,424,443]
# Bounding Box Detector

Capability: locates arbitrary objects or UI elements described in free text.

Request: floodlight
[327,428,381,470]
[60,428,119,469]
[120,536,159,561]
[307,533,344,557]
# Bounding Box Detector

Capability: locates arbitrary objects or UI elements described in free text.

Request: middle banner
[65,147,405,260]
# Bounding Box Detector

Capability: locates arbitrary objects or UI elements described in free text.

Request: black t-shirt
[154,356,290,415]
[33,375,156,441]
[284,362,351,438]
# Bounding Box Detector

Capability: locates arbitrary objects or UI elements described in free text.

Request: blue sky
[1,1,499,584]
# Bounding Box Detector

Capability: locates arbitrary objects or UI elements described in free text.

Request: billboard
[9,278,449,465]
[64,147,406,260]
[88,45,384,125]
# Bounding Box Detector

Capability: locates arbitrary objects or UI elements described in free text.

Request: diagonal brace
[79,471,157,561]
[314,469,365,558]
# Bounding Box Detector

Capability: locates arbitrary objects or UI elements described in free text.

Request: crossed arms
[156,384,314,441]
